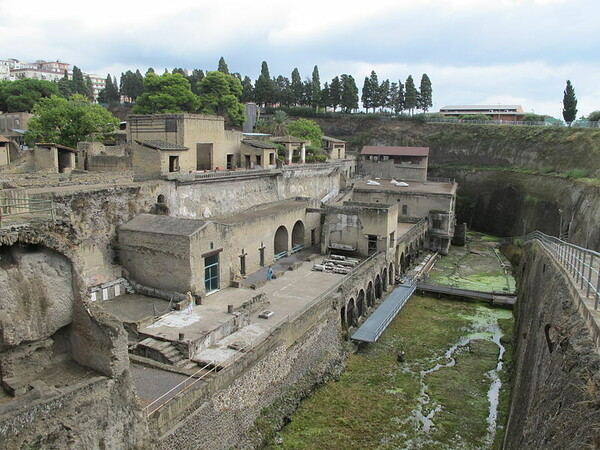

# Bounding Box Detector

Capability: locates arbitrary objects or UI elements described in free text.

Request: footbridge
[416,283,516,307]
[351,281,416,343]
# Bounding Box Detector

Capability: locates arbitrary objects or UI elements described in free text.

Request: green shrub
[563,168,589,179]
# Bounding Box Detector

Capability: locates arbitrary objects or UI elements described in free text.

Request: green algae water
[269,296,513,449]
[268,234,515,449]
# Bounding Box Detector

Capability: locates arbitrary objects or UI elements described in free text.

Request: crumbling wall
[504,241,600,449]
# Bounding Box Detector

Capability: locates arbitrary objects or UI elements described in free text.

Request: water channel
[269,233,515,449]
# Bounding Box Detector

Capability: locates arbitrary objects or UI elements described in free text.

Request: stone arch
[375,275,382,299]
[291,220,305,250]
[340,305,347,330]
[274,226,289,257]
[389,262,394,285]
[382,268,388,291]
[357,289,366,318]
[366,281,374,307]
[347,298,356,327]
[400,252,405,274]
[157,194,166,204]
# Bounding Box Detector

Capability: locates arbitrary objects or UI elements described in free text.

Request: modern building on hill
[438,105,525,121]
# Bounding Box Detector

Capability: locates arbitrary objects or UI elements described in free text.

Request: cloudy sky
[1,0,598,118]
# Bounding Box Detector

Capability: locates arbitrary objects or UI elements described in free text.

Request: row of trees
[361,72,432,114]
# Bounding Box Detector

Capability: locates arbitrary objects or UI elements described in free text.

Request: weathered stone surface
[0,245,74,350]
[505,242,600,449]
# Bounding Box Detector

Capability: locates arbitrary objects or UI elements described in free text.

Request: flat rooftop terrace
[353,179,457,195]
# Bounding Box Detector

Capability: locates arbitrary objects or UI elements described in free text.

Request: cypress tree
[562,80,577,126]
[361,76,372,112]
[419,74,433,112]
[254,61,275,106]
[404,75,418,115]
[329,76,342,112]
[218,57,229,74]
[311,65,321,111]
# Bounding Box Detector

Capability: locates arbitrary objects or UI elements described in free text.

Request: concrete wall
[504,241,600,449]
[360,158,427,181]
[33,145,58,172]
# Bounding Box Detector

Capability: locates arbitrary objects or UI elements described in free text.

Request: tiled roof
[361,146,429,157]
[271,135,310,144]
[0,135,11,143]
[135,139,188,151]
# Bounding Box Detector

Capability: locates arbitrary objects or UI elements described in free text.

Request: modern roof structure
[439,105,524,115]
[135,140,189,151]
[120,214,208,237]
[35,143,78,152]
[361,146,429,157]
[271,135,310,144]
[241,139,279,149]
[322,136,346,143]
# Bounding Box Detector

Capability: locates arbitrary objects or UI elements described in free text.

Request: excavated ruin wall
[505,241,600,449]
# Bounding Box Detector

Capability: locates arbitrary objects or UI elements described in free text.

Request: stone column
[300,143,306,164]
[286,145,293,165]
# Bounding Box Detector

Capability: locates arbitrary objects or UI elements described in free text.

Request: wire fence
[0,198,55,226]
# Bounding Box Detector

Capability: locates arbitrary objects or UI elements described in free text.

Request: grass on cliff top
[269,296,511,450]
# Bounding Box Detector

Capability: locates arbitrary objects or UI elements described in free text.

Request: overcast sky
[1,0,598,118]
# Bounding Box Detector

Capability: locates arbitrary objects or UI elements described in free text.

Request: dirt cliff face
[505,241,600,449]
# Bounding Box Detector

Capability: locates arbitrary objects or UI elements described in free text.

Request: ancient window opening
[368,235,378,255]
[402,205,408,215]
[169,155,179,172]
[165,118,177,132]
[226,154,234,170]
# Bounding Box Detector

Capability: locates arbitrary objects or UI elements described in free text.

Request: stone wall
[504,241,600,449]
[0,171,134,189]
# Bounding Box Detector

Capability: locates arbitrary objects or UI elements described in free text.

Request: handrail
[0,198,55,224]
[517,231,600,309]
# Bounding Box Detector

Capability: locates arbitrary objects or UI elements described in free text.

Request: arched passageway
[291,220,305,251]
[340,306,347,330]
[347,298,356,327]
[357,290,366,318]
[382,268,388,291]
[375,275,382,299]
[367,281,374,307]
[400,253,405,274]
[274,226,289,258]
[389,263,394,285]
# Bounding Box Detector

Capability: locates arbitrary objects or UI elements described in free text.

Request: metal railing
[397,218,427,244]
[144,251,382,418]
[193,168,278,180]
[520,231,600,309]
[0,199,55,226]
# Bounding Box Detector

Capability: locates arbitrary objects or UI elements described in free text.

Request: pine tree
[291,68,303,106]
[369,71,380,111]
[311,65,321,111]
[320,82,331,109]
[419,74,433,112]
[72,66,87,97]
[397,81,405,114]
[404,75,418,115]
[240,76,254,103]
[329,76,342,112]
[254,61,275,106]
[85,76,94,100]
[361,76,372,112]
[379,79,390,113]
[562,80,577,126]
[57,70,73,98]
[218,57,229,74]
[389,82,399,114]
[340,75,359,113]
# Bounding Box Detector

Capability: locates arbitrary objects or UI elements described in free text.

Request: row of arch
[340,262,395,330]
[274,220,305,256]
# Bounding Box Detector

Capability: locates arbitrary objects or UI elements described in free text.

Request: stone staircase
[133,337,198,371]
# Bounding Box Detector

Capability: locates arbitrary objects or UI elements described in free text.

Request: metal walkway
[416,283,516,307]
[351,282,416,343]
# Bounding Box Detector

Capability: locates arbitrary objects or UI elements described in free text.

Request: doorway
[169,155,179,172]
[204,254,219,293]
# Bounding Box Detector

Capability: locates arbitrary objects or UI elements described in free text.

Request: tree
[404,75,418,115]
[217,57,229,74]
[120,70,144,102]
[361,76,373,112]
[379,79,390,112]
[291,68,303,106]
[188,69,205,96]
[275,76,293,107]
[133,72,200,114]
[288,118,323,147]
[340,75,358,113]
[25,94,119,148]
[98,74,120,104]
[320,82,330,109]
[588,111,600,122]
[71,66,87,97]
[240,76,254,103]
[57,71,74,98]
[562,80,577,126]
[269,110,291,136]
[369,71,380,111]
[196,71,245,126]
[419,74,433,112]
[0,78,60,112]
[254,61,276,107]
[329,76,342,112]
[311,65,321,111]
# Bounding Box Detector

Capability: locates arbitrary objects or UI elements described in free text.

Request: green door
[204,254,219,293]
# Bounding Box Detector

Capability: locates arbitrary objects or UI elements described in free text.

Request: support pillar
[300,143,306,164]
[286,145,293,165]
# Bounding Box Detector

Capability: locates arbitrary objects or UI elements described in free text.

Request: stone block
[272,271,285,279]
[289,261,303,271]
